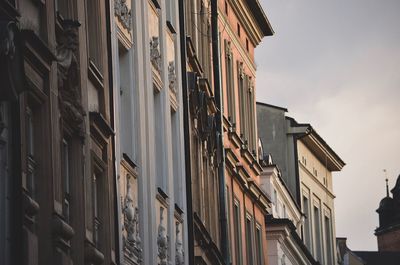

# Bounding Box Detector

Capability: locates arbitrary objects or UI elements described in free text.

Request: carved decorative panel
[156,190,169,265]
[115,0,133,49]
[120,158,142,264]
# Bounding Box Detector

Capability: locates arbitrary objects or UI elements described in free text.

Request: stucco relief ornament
[175,223,184,265]
[122,181,142,263]
[168,61,176,94]
[157,207,168,265]
[115,0,132,30]
[238,62,244,79]
[56,20,85,135]
[150,36,161,73]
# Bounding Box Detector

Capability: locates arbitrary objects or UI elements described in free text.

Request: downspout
[178,0,194,264]
[211,1,229,263]
[105,0,120,262]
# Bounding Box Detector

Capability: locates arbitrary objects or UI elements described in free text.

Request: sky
[255,0,400,251]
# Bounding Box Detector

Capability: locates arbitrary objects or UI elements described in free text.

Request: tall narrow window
[255,224,264,265]
[245,215,254,265]
[26,107,36,198]
[62,138,71,222]
[325,216,333,265]
[302,196,312,249]
[225,41,235,124]
[238,62,245,138]
[92,173,101,248]
[87,0,103,72]
[314,206,323,262]
[233,200,242,265]
[226,187,232,263]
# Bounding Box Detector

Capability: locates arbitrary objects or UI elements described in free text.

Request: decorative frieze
[168,61,176,93]
[122,180,142,263]
[175,222,184,265]
[150,36,161,74]
[115,0,132,30]
[157,207,168,265]
[56,20,85,135]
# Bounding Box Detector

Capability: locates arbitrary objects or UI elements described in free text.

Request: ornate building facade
[219,1,273,265]
[179,0,224,264]
[0,0,117,264]
[110,0,188,264]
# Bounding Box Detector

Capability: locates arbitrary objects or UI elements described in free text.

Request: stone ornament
[115,0,132,30]
[175,223,184,265]
[157,207,168,265]
[0,21,26,100]
[168,61,176,94]
[150,36,161,73]
[122,180,142,263]
[56,20,85,134]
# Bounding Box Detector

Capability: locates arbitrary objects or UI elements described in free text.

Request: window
[86,0,103,72]
[325,216,333,265]
[246,38,249,51]
[226,187,232,263]
[224,0,228,15]
[62,138,71,222]
[225,40,235,123]
[245,215,254,265]
[26,107,36,198]
[237,23,241,37]
[255,224,264,265]
[238,62,245,138]
[302,196,312,249]
[233,199,242,265]
[92,172,101,247]
[314,206,323,262]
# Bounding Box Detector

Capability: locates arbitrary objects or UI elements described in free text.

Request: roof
[256,101,288,112]
[353,251,400,265]
[245,0,274,36]
[286,117,346,171]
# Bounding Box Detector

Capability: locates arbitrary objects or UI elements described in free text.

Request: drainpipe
[178,0,195,264]
[211,1,229,263]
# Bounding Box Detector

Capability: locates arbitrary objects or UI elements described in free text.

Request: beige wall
[298,140,337,265]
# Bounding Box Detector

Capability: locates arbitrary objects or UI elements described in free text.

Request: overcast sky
[256,0,400,250]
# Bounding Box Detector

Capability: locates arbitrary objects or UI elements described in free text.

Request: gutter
[178,1,195,264]
[211,1,229,263]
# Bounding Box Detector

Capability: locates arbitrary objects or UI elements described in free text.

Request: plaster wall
[298,140,337,265]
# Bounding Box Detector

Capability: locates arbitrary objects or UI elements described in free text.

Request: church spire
[386,178,389,197]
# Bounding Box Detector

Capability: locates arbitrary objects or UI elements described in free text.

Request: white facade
[110,0,188,264]
[260,159,314,265]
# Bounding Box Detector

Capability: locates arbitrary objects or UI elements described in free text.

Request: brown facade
[183,0,224,264]
[0,0,117,264]
[219,0,273,264]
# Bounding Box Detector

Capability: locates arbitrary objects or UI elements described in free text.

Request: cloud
[257,0,400,250]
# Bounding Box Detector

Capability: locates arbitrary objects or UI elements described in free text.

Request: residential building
[110,0,188,264]
[179,0,224,264]
[257,102,345,265]
[220,1,273,264]
[0,0,117,264]
[259,156,318,265]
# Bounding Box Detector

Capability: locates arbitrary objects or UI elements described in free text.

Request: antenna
[383,169,389,197]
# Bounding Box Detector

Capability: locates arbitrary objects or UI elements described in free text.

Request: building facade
[180,0,224,264]
[0,0,118,264]
[257,102,345,265]
[260,156,318,265]
[110,0,188,264]
[219,1,273,265]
